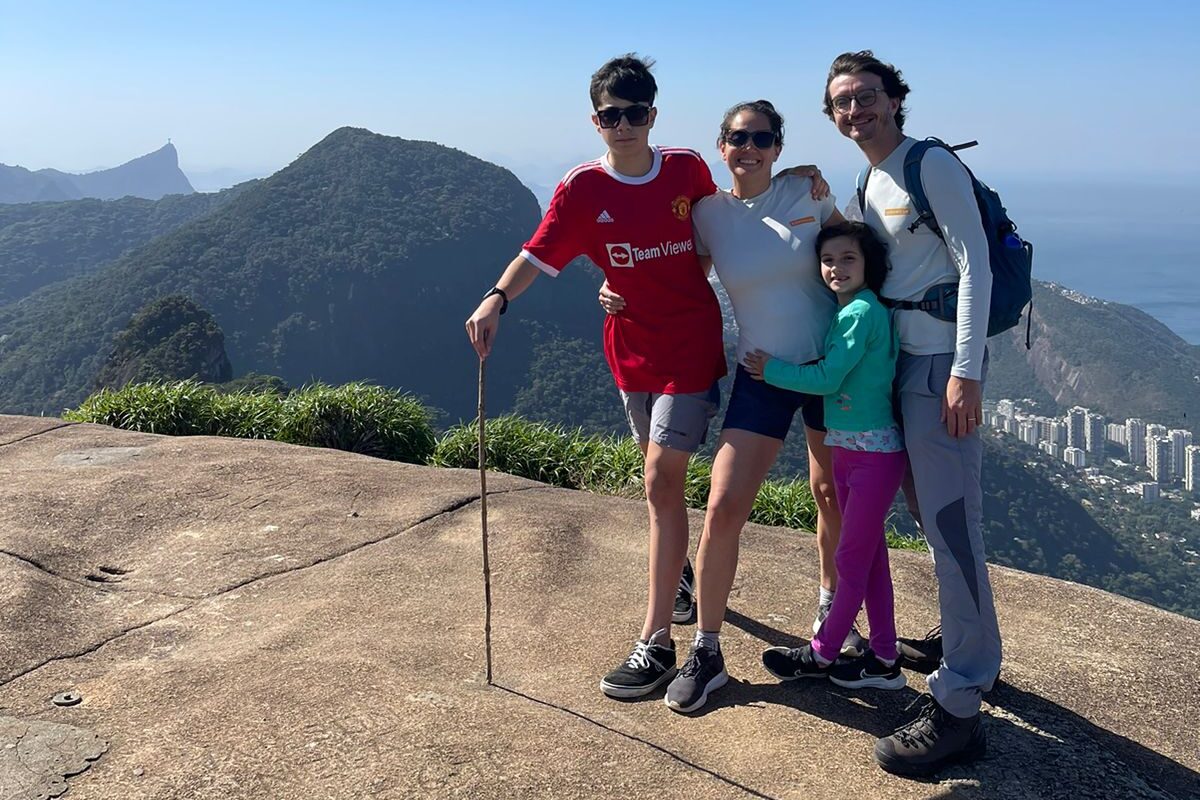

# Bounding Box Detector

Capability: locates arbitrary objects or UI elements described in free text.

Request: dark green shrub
[64,379,219,435]
[276,382,435,464]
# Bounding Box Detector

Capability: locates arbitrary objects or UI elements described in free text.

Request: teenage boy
[465,54,725,698]
[822,51,1002,777]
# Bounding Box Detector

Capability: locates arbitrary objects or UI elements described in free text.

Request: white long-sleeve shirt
[859,137,991,380]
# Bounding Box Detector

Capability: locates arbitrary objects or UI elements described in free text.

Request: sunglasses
[595,104,652,129]
[723,129,779,149]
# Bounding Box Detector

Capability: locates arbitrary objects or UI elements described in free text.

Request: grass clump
[276,382,435,465]
[65,380,220,435]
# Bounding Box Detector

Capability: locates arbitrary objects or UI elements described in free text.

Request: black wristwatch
[482,286,509,315]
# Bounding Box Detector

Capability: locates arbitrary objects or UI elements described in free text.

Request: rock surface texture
[0,416,1196,799]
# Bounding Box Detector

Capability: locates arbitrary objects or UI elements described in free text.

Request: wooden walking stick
[477,358,494,685]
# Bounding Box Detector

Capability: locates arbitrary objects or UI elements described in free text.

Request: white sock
[818,586,834,614]
[694,630,720,652]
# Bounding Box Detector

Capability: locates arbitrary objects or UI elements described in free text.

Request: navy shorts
[722,363,825,440]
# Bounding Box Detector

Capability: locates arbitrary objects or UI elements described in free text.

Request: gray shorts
[619,384,720,453]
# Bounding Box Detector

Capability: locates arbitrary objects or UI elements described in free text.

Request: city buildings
[1148,436,1173,483]
[1186,444,1200,493]
[1126,418,1147,465]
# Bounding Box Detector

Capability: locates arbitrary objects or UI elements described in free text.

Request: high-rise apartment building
[1185,444,1200,493]
[1106,423,1126,446]
[1168,430,1194,477]
[1125,418,1147,465]
[1148,436,1173,483]
[1066,407,1088,448]
[1085,412,1106,457]
[1064,447,1086,468]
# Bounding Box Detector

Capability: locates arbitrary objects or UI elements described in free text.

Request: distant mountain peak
[0,143,194,204]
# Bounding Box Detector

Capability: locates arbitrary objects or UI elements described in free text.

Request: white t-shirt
[692,175,838,366]
[859,137,991,380]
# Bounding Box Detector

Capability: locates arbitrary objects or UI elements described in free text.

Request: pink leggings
[811,447,907,663]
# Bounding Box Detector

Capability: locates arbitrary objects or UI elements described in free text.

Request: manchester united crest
[671,195,691,221]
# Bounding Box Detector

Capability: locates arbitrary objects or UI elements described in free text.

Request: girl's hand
[599,281,626,315]
[776,165,830,200]
[744,350,770,381]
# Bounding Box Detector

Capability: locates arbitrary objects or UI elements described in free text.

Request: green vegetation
[0,188,246,305]
[65,380,434,464]
[276,382,436,464]
[0,128,602,421]
[93,294,231,390]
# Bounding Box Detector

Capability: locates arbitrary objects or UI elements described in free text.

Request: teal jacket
[762,289,898,432]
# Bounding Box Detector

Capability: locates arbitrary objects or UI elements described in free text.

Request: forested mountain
[93,294,232,390]
[986,281,1200,431]
[0,186,250,305]
[0,128,604,418]
[0,143,195,203]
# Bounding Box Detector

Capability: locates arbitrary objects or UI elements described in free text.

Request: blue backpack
[858,138,1034,347]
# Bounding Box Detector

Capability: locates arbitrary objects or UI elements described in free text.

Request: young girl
[745,220,906,690]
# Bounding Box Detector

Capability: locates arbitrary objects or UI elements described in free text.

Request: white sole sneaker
[829,671,907,691]
[599,667,678,699]
[664,669,728,713]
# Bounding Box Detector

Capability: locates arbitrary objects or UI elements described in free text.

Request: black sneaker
[898,625,943,673]
[673,559,696,624]
[664,645,728,713]
[600,632,677,698]
[812,607,868,657]
[829,650,907,690]
[761,643,832,681]
[874,693,987,777]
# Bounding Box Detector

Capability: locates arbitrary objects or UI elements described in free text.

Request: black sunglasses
[595,104,652,129]
[723,129,779,149]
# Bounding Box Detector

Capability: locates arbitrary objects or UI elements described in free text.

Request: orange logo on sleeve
[671,195,691,221]
[789,216,816,226]
[884,207,911,216]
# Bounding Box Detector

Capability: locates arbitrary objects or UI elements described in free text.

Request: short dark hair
[823,51,911,131]
[815,221,890,295]
[718,99,784,147]
[590,54,657,109]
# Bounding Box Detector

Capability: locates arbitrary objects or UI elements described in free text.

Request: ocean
[983,180,1199,345]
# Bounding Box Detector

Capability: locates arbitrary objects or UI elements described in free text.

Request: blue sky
[1,0,1198,194]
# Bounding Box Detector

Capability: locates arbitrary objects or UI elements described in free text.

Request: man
[465,54,723,699]
[822,50,1002,777]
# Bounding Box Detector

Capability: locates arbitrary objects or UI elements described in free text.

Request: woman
[600,100,863,713]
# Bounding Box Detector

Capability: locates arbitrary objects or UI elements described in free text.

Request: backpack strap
[904,138,981,238]
[902,138,943,239]
[856,166,871,220]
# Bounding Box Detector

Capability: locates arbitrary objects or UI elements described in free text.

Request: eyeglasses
[595,104,652,129]
[830,88,887,114]
[723,129,779,149]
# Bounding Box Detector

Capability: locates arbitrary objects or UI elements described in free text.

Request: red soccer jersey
[521,146,726,394]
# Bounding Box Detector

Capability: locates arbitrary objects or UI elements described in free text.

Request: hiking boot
[898,624,943,673]
[761,643,831,681]
[673,559,696,624]
[874,693,987,777]
[600,632,677,698]
[812,608,869,658]
[829,650,907,691]
[664,645,728,713]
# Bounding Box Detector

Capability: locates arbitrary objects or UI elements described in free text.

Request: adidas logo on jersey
[596,210,615,223]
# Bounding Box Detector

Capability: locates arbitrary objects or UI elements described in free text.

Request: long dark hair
[815,221,889,295]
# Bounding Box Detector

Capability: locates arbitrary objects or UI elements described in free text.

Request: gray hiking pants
[898,351,1002,718]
